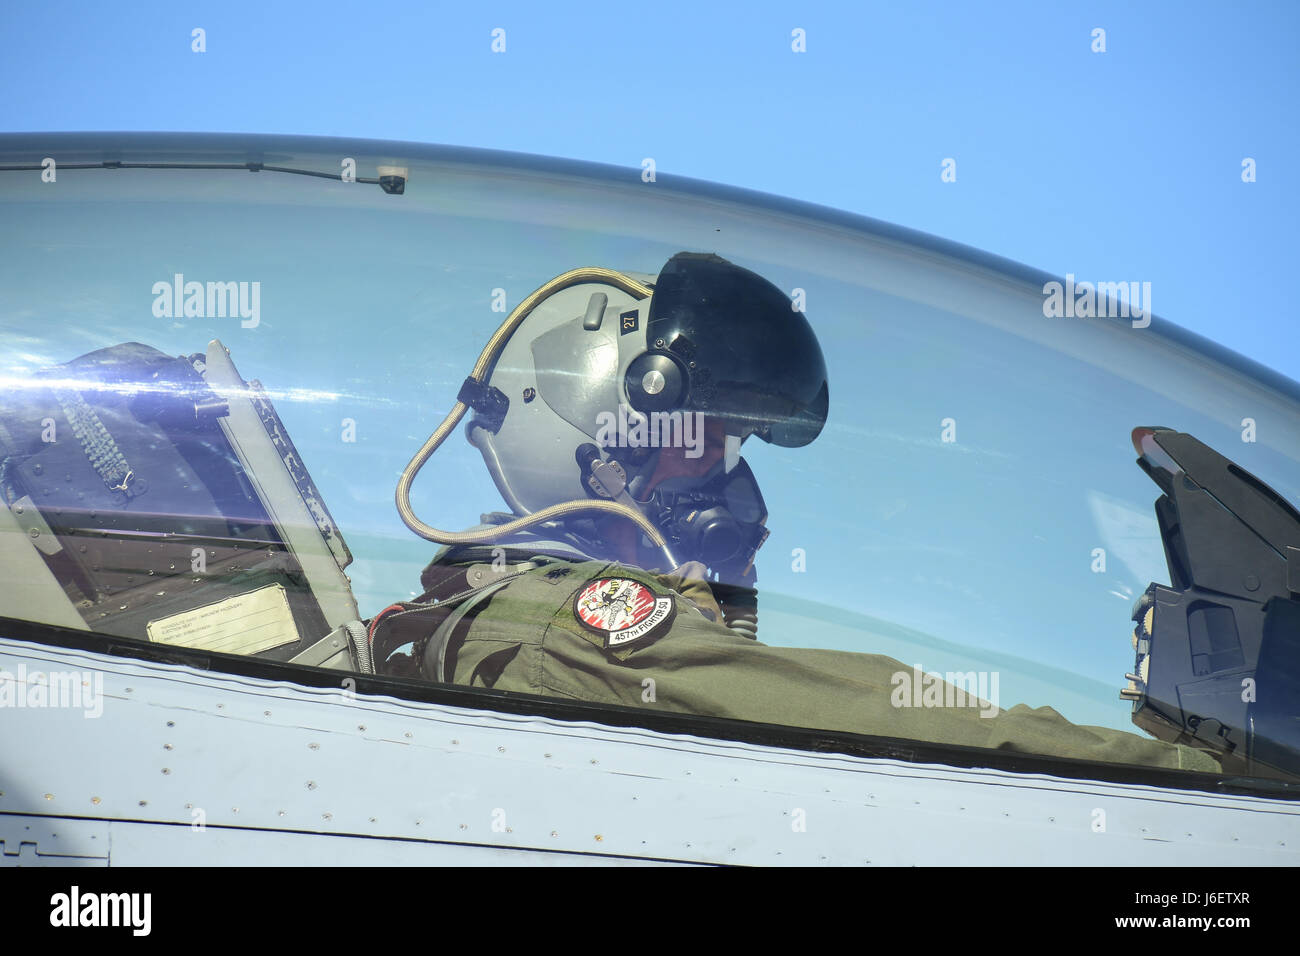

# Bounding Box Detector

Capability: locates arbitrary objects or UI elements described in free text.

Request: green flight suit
[425,550,1219,775]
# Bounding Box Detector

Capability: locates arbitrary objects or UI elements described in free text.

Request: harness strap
[51,387,142,497]
[370,558,558,680]
[424,575,520,682]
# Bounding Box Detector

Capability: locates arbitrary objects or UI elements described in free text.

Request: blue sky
[2,0,1297,382]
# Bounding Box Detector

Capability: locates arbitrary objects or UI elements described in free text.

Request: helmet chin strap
[395,267,680,568]
[624,447,662,501]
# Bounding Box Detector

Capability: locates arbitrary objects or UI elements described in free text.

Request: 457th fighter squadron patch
[573,577,675,651]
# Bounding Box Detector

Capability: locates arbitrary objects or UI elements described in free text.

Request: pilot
[371,252,1218,774]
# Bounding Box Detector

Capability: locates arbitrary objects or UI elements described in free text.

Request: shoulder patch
[573,577,675,651]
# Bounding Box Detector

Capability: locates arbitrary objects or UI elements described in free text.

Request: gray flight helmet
[468,252,829,526]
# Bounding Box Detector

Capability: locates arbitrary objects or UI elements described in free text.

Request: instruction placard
[147,584,300,656]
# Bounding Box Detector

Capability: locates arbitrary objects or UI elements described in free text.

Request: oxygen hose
[395,267,678,564]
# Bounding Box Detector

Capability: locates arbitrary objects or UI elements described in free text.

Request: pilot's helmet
[466,252,829,578]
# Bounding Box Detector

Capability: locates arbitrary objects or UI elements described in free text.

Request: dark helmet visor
[644,252,829,447]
